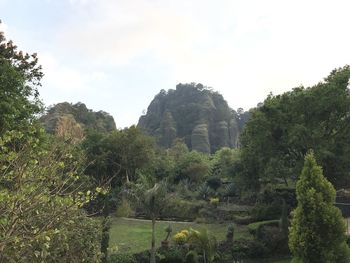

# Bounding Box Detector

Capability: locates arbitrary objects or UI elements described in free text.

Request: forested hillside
[138,83,249,153]
[40,102,116,141]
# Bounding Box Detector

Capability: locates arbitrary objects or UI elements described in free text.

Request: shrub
[247,220,279,237]
[196,184,214,200]
[256,226,288,254]
[133,251,150,263]
[162,197,205,220]
[209,197,219,208]
[250,203,282,221]
[115,198,133,217]
[185,250,199,263]
[206,176,222,191]
[224,183,237,197]
[232,238,267,259]
[346,235,350,246]
[158,247,185,263]
[232,215,254,225]
[226,224,234,242]
[108,253,136,263]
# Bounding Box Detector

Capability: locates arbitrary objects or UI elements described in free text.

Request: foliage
[162,197,205,220]
[164,224,173,242]
[158,246,186,263]
[211,147,240,178]
[108,253,137,263]
[138,83,248,152]
[185,250,199,263]
[247,220,280,236]
[226,224,235,242]
[132,182,168,263]
[0,26,43,135]
[289,152,350,263]
[209,197,219,208]
[250,186,296,221]
[239,66,350,189]
[187,228,218,263]
[197,184,214,200]
[41,102,116,135]
[82,126,155,189]
[174,150,211,184]
[115,198,133,217]
[206,176,222,191]
[232,238,267,260]
[0,131,101,262]
[101,217,111,263]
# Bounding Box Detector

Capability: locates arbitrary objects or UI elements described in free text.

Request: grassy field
[109,217,250,254]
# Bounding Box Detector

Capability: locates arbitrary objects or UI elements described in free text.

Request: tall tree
[133,183,167,263]
[239,66,350,190]
[289,152,350,263]
[0,22,43,135]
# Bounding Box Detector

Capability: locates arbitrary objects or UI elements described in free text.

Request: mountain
[40,102,116,140]
[138,83,248,153]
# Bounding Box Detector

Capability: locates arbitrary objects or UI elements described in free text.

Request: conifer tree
[289,152,350,263]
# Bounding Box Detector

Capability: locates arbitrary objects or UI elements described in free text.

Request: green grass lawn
[109,217,249,254]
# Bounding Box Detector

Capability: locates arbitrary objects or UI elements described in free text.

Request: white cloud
[16,0,350,126]
[40,53,86,92]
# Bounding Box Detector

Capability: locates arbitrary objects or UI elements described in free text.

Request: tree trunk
[150,217,156,263]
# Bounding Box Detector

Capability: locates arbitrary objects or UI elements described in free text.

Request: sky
[1,0,350,128]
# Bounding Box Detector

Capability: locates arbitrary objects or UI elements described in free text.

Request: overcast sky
[1,0,350,128]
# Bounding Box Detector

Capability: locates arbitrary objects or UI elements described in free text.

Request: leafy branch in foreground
[0,130,102,263]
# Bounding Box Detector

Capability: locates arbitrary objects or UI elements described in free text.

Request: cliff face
[40,102,116,139]
[138,83,245,153]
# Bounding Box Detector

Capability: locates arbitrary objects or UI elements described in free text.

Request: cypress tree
[289,152,350,262]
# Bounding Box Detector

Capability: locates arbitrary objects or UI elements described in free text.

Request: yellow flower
[173,231,188,245]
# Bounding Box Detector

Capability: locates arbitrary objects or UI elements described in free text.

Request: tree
[289,152,350,263]
[134,183,167,263]
[0,22,43,135]
[174,150,211,184]
[82,126,155,188]
[0,131,102,262]
[239,66,350,190]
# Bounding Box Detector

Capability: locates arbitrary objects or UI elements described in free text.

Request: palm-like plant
[187,228,217,263]
[138,183,167,263]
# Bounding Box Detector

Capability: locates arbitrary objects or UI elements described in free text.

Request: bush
[162,197,205,220]
[158,247,186,263]
[226,224,234,242]
[185,250,199,263]
[250,187,296,221]
[232,238,267,259]
[206,176,222,191]
[346,235,350,246]
[133,251,150,263]
[251,203,282,221]
[115,198,133,217]
[108,253,136,263]
[232,215,254,225]
[209,197,219,208]
[247,220,279,236]
[256,226,288,254]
